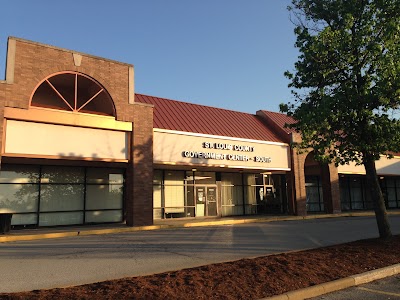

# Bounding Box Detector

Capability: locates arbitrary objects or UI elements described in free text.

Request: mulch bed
[1,235,399,300]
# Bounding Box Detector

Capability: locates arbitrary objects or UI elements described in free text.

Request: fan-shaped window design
[31,72,115,117]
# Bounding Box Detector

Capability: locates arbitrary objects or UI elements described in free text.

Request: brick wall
[290,133,341,215]
[291,133,308,216]
[125,103,154,226]
[326,164,341,213]
[1,37,154,226]
[0,82,5,166]
[5,38,132,119]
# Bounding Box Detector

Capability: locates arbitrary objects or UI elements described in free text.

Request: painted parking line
[358,287,400,298]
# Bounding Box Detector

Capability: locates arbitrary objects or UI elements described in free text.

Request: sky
[0,0,298,114]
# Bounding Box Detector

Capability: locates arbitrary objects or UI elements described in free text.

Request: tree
[281,0,400,238]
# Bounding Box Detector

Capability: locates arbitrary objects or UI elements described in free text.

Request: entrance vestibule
[304,152,325,213]
[302,151,341,214]
[153,169,288,220]
[195,186,218,217]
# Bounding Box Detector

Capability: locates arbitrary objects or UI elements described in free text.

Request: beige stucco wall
[153,130,291,171]
[4,120,129,160]
[338,156,400,175]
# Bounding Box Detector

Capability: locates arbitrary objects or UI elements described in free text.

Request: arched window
[31,72,115,117]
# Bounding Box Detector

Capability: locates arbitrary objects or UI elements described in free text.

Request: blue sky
[0,0,298,113]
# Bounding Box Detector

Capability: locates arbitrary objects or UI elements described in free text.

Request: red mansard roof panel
[135,94,285,143]
[260,110,296,134]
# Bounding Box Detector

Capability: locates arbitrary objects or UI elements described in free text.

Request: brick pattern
[0,83,6,167]
[1,38,155,227]
[328,165,341,213]
[5,39,132,121]
[285,172,296,215]
[134,104,154,225]
[292,150,308,216]
[290,133,341,215]
[125,104,154,226]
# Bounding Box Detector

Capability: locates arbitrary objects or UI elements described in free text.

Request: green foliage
[282,0,400,165]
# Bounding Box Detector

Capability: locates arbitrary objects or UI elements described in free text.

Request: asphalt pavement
[0,215,399,294]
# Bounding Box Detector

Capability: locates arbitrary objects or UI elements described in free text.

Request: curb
[263,263,400,300]
[0,211,399,243]
[0,225,167,243]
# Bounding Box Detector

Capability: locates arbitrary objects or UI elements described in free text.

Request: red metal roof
[135,94,285,143]
[259,110,296,134]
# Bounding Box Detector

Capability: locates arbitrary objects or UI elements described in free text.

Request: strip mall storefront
[338,156,400,211]
[0,37,292,228]
[291,148,400,215]
[0,37,153,228]
[0,37,398,229]
[151,130,290,219]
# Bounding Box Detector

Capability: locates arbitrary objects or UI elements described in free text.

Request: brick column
[289,130,342,215]
[290,133,307,216]
[322,164,341,213]
[328,164,342,214]
[125,103,154,226]
[321,165,332,213]
[285,170,296,215]
[0,85,5,170]
[292,151,308,216]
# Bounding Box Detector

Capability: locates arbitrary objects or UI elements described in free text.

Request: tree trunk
[363,153,392,239]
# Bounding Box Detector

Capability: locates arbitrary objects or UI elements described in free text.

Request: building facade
[135,94,292,219]
[0,37,398,228]
[0,37,153,227]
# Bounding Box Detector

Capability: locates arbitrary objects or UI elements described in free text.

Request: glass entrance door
[195,186,218,217]
[305,176,324,212]
[206,187,217,216]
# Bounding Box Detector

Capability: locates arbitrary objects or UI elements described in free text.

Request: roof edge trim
[136,93,260,116]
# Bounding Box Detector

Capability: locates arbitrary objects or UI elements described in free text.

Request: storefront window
[221,173,243,216]
[183,172,196,218]
[349,178,364,209]
[153,170,288,219]
[164,171,186,217]
[85,168,124,223]
[340,177,351,211]
[243,174,259,215]
[0,165,40,225]
[153,170,163,219]
[339,175,373,211]
[381,177,400,209]
[267,175,286,214]
[395,179,400,208]
[39,166,85,226]
[153,170,219,219]
[305,176,324,212]
[0,164,125,227]
[0,165,40,183]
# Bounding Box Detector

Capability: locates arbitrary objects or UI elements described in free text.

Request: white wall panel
[153,130,290,170]
[5,120,128,160]
[338,156,400,176]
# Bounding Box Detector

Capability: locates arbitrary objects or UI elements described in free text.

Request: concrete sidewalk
[1,211,399,243]
[264,264,400,300]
